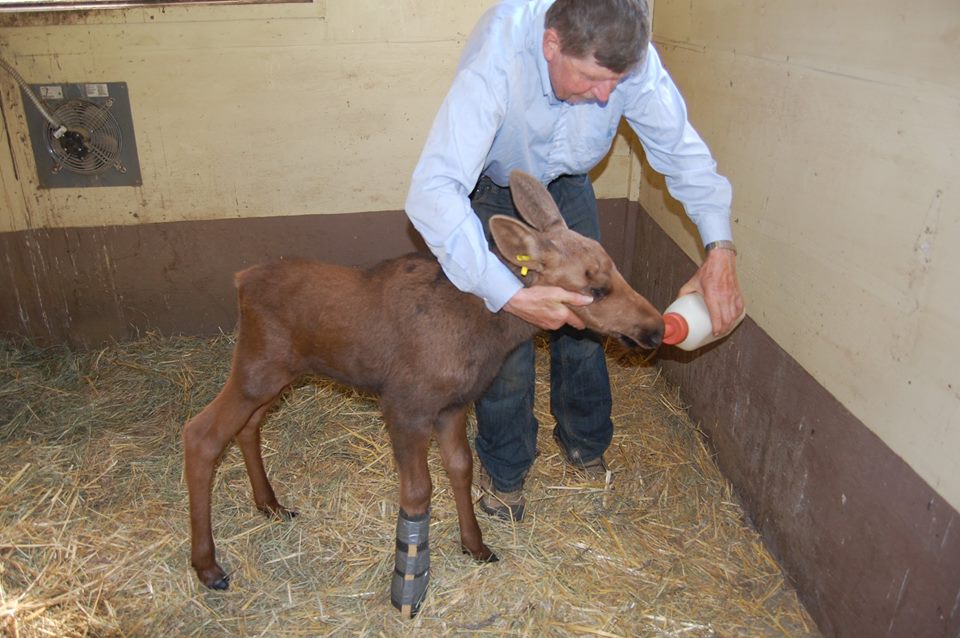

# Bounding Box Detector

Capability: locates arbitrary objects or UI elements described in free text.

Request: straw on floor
[0,332,818,637]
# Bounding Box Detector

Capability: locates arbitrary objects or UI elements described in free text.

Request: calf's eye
[590,287,608,300]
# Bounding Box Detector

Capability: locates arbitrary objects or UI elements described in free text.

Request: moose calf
[183,170,664,617]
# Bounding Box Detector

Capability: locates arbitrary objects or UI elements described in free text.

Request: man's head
[543,0,650,104]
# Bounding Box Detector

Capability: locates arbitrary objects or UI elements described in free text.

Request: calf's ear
[509,170,566,232]
[489,215,546,274]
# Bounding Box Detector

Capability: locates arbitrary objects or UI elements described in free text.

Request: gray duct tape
[390,508,431,617]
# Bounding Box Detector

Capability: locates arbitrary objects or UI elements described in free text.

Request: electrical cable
[0,56,67,138]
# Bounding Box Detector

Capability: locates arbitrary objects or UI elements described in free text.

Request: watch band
[705,240,737,255]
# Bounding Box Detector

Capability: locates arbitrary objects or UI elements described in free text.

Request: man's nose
[591,81,616,103]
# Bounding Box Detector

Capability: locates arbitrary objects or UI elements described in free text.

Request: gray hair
[545,0,650,73]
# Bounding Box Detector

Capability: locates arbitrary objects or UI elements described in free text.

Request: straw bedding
[0,332,818,637]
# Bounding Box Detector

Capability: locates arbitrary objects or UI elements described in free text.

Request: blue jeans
[470,174,613,492]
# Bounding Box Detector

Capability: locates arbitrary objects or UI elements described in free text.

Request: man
[405,0,744,521]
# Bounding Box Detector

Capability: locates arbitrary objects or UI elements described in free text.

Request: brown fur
[182,171,663,593]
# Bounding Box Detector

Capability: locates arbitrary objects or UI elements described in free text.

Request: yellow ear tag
[516,254,531,277]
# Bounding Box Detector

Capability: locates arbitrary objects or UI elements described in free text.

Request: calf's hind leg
[235,399,298,520]
[184,375,290,590]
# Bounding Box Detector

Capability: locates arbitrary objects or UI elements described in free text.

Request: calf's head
[489,170,664,350]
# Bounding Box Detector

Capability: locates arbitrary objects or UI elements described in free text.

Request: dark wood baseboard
[0,204,633,346]
[0,211,432,344]
[626,200,960,638]
[2,201,958,638]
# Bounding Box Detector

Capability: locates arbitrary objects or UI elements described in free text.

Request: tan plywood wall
[0,2,484,230]
[0,1,637,234]
[637,0,960,511]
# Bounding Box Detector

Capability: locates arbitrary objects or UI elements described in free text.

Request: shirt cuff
[694,213,733,248]
[475,259,525,312]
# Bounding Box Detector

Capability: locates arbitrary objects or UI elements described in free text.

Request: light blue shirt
[405,0,733,312]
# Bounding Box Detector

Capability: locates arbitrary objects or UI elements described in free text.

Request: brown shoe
[553,429,609,479]
[477,466,525,522]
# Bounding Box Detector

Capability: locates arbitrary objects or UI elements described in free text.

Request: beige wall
[638,0,960,510]
[0,0,634,234]
[2,1,958,513]
[0,1,501,232]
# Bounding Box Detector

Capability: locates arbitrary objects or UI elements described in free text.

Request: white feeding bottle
[661,291,745,351]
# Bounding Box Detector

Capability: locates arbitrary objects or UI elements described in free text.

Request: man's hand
[679,247,745,336]
[503,286,594,330]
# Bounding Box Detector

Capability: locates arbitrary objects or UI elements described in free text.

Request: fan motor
[59,129,92,161]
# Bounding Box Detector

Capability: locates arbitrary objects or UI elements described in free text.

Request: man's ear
[543,27,561,62]
[489,215,545,275]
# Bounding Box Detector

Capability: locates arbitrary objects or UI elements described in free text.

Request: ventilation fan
[1,57,142,188]
[45,94,126,176]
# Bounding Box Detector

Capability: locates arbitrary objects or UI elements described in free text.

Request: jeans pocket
[470,178,492,204]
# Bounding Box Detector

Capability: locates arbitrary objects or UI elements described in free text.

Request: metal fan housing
[23,82,142,188]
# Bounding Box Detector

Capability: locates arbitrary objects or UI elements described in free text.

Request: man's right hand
[678,246,744,336]
[503,286,594,331]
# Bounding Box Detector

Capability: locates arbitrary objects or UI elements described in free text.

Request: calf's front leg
[386,417,433,618]
[435,407,497,562]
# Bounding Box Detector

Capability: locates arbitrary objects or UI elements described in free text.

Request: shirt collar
[529,6,561,105]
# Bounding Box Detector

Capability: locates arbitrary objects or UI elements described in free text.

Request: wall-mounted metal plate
[22,82,142,188]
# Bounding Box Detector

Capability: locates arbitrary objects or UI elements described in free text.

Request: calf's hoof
[196,565,230,591]
[258,503,299,521]
[462,543,499,563]
[207,574,230,591]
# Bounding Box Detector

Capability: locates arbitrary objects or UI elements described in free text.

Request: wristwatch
[705,240,737,255]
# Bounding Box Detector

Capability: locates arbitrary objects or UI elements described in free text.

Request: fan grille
[45,99,124,175]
